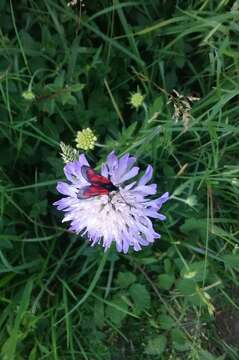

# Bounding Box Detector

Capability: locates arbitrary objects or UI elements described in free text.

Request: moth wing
[77,185,109,199]
[81,165,111,185]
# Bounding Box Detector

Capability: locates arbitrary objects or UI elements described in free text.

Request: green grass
[0,0,239,359]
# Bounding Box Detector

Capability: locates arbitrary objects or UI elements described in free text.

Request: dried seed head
[60,142,79,163]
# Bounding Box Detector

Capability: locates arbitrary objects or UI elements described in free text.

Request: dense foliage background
[1,0,239,359]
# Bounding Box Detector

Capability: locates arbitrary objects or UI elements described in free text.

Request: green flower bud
[75,128,97,151]
[22,90,35,101]
[129,91,145,109]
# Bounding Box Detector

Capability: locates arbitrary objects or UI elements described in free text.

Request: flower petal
[56,182,77,196]
[64,155,90,185]
[101,163,109,178]
[133,183,157,195]
[106,151,118,171]
[138,165,153,185]
[119,166,139,183]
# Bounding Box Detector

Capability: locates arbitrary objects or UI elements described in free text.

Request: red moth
[77,165,118,199]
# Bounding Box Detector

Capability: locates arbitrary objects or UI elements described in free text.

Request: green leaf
[137,257,158,265]
[158,314,175,330]
[30,200,48,217]
[171,328,190,351]
[39,98,56,115]
[106,296,128,326]
[116,271,136,288]
[198,350,225,360]
[129,284,151,313]
[53,72,65,87]
[164,258,172,273]
[222,254,239,268]
[145,335,167,355]
[59,92,77,106]
[157,274,175,290]
[148,96,164,118]
[70,83,85,92]
[181,261,207,282]
[176,279,196,296]
[180,218,208,241]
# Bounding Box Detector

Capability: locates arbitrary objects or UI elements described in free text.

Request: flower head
[75,128,97,151]
[54,152,169,253]
[129,91,145,109]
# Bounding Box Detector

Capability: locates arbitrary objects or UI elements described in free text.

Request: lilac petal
[78,154,90,166]
[125,156,137,169]
[116,241,122,252]
[101,163,109,178]
[117,153,130,176]
[64,155,90,185]
[145,199,159,208]
[53,197,73,210]
[145,210,166,220]
[149,192,170,210]
[133,242,141,251]
[122,239,129,254]
[117,153,135,174]
[114,154,137,184]
[159,192,170,204]
[144,209,161,218]
[106,151,118,171]
[123,181,136,190]
[134,184,157,195]
[139,217,161,239]
[56,182,77,196]
[119,166,139,183]
[138,165,153,185]
[137,235,150,246]
[121,229,132,253]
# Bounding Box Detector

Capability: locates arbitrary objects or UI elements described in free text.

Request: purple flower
[54,151,169,253]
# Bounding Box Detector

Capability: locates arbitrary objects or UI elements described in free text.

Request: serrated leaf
[106,296,128,326]
[159,314,175,330]
[116,271,136,288]
[59,92,77,106]
[198,349,224,360]
[157,274,175,290]
[70,83,85,92]
[145,335,167,355]
[171,328,190,352]
[181,261,207,282]
[164,258,172,273]
[129,284,150,313]
[222,254,239,268]
[30,200,48,217]
[180,218,207,241]
[176,278,196,296]
[137,257,158,265]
